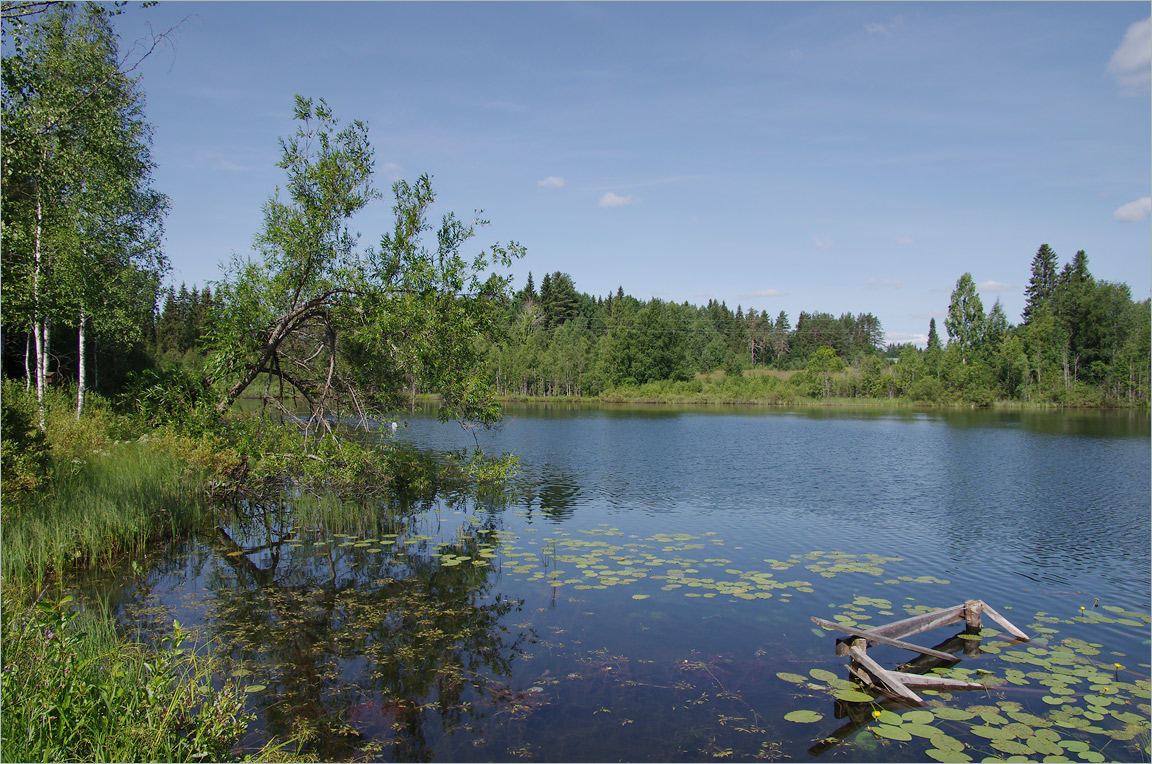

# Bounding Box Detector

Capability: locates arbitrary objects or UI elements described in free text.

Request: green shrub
[0,382,50,503]
[0,594,251,763]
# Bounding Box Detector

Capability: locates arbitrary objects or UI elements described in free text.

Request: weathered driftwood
[813,599,1031,707]
[977,601,1031,640]
[811,616,959,662]
[848,645,923,704]
[854,604,965,641]
[888,671,986,690]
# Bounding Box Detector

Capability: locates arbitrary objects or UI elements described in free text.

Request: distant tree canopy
[1,7,1145,417]
[474,246,1148,407]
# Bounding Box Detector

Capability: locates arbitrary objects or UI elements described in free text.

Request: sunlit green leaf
[783,710,823,723]
[874,724,912,741]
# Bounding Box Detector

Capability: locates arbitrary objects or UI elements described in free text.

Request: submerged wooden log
[848,645,922,705]
[811,616,959,662]
[888,671,986,690]
[854,604,965,641]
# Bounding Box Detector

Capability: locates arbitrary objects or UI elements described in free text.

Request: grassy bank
[0,382,233,591]
[0,384,294,761]
[0,592,260,762]
[486,369,1145,409]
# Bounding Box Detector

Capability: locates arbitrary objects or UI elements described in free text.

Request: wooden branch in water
[848,645,922,705]
[811,617,959,662]
[978,601,1031,641]
[855,605,965,641]
[888,671,986,690]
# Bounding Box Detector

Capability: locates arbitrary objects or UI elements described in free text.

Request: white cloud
[886,332,927,346]
[538,176,565,190]
[813,237,833,250]
[1108,17,1151,89]
[599,192,639,208]
[865,17,903,37]
[741,288,787,298]
[894,236,914,246]
[867,278,903,290]
[380,161,404,180]
[978,280,1013,292]
[1113,196,1151,222]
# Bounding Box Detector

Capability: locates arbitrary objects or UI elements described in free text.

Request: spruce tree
[1022,244,1058,324]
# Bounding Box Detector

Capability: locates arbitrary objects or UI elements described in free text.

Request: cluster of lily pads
[225,508,1149,762]
[442,521,914,600]
[769,592,1151,763]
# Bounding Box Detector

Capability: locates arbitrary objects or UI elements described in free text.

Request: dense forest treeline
[480,248,1149,406]
[141,243,1150,409]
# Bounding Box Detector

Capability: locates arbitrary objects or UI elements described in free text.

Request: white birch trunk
[24,330,32,391]
[33,192,46,431]
[77,311,87,419]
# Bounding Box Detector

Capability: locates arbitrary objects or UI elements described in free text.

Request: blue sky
[113,2,1150,347]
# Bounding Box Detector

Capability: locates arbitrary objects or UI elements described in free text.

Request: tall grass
[1,441,212,590]
[0,591,255,762]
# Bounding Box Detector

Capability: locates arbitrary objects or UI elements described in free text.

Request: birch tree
[2,2,168,423]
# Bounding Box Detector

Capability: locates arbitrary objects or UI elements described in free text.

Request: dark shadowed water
[93,405,1151,762]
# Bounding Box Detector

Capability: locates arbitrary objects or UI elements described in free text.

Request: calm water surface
[97,406,1151,762]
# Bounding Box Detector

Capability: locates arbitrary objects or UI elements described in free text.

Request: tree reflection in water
[205,490,531,761]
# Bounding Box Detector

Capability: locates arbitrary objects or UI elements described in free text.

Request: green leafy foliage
[474,248,1148,407]
[0,594,251,762]
[2,2,169,418]
[208,97,524,435]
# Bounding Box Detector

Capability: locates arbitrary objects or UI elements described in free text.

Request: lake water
[96,405,1151,762]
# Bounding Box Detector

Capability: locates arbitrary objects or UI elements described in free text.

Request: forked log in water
[811,599,1032,707]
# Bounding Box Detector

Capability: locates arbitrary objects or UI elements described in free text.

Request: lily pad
[925,749,972,763]
[834,689,874,703]
[776,672,807,684]
[930,733,966,752]
[874,724,913,741]
[902,710,936,725]
[784,710,823,723]
[991,739,1034,756]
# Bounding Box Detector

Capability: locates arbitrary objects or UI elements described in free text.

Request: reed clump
[1,382,224,592]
